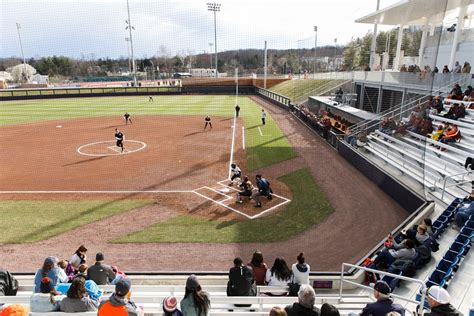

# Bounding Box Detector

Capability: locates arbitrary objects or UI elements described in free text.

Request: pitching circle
[77,140,147,157]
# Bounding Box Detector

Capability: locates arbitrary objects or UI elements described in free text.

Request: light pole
[208,42,213,71]
[314,26,318,76]
[207,2,221,78]
[125,0,137,86]
[150,60,155,81]
[334,38,337,70]
[125,37,131,73]
[16,23,28,82]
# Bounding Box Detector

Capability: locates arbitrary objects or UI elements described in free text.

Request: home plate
[56,125,63,128]
[219,188,231,193]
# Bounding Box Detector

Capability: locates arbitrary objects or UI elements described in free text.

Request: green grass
[114,169,333,243]
[0,200,152,243]
[269,79,346,103]
[0,95,296,170]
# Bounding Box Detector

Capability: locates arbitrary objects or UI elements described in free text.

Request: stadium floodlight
[314,26,317,76]
[125,0,137,86]
[15,23,28,83]
[125,37,131,73]
[208,42,213,71]
[207,2,221,78]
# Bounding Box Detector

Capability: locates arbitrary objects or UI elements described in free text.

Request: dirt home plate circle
[77,140,147,156]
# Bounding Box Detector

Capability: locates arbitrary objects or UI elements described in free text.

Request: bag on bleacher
[288,281,300,297]
[423,236,439,253]
[0,269,18,296]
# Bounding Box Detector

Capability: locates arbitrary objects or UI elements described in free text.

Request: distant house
[31,74,49,85]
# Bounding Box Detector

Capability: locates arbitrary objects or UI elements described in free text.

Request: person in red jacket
[98,279,140,316]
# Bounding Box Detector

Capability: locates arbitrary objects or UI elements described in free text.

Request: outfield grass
[0,200,152,243]
[114,169,333,243]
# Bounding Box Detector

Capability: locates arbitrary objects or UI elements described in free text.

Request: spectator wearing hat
[87,252,116,285]
[98,279,140,316]
[181,275,210,316]
[33,256,68,293]
[163,296,183,316]
[60,277,98,313]
[359,281,405,316]
[30,277,65,312]
[424,286,461,316]
[284,284,320,316]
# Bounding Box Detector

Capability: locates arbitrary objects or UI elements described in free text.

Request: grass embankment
[269,79,346,103]
[0,200,151,243]
[115,169,334,243]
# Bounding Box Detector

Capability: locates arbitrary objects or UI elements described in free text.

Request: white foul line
[0,190,193,194]
[242,127,245,150]
[228,115,237,180]
[258,126,264,136]
[192,190,251,219]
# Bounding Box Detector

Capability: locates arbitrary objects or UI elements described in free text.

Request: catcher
[236,176,254,204]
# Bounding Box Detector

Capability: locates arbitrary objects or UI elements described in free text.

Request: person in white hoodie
[291,253,310,285]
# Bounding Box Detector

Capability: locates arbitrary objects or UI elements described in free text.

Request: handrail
[340,263,427,315]
[440,170,474,200]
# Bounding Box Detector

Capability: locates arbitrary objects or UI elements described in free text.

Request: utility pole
[125,0,137,86]
[16,23,28,82]
[208,42,213,71]
[264,41,267,89]
[207,3,221,78]
[314,26,318,76]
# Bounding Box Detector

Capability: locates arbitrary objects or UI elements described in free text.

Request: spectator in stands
[70,245,88,271]
[418,118,433,135]
[30,277,65,312]
[393,122,408,138]
[432,96,444,113]
[0,269,18,296]
[453,104,466,120]
[56,274,103,301]
[448,84,463,100]
[34,256,68,293]
[248,251,268,286]
[440,125,461,148]
[443,104,459,119]
[87,252,116,285]
[400,64,407,72]
[320,303,340,316]
[372,239,416,269]
[265,257,293,295]
[98,279,139,316]
[58,259,75,281]
[462,62,471,74]
[432,66,439,74]
[452,61,462,73]
[270,306,288,316]
[163,296,183,316]
[424,286,461,316]
[284,284,320,316]
[464,85,472,98]
[454,191,474,228]
[291,253,310,285]
[253,174,273,208]
[431,125,445,142]
[60,277,98,312]
[0,304,29,316]
[379,117,396,135]
[442,65,450,74]
[359,281,405,316]
[406,117,422,133]
[227,257,256,297]
[73,264,88,280]
[181,275,210,316]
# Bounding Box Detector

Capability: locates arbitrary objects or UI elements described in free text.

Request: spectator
[461,62,471,74]
[448,84,463,100]
[418,118,433,135]
[56,275,103,301]
[30,277,64,312]
[0,269,18,296]
[98,279,140,316]
[227,257,256,297]
[320,303,340,316]
[87,252,116,285]
[34,256,68,293]
[0,304,29,316]
[236,176,254,204]
[372,239,416,269]
[291,253,310,285]
[265,257,293,295]
[60,277,98,313]
[379,117,396,135]
[270,306,288,316]
[452,61,462,73]
[424,286,461,316]
[181,275,210,316]
[464,85,473,98]
[74,264,89,280]
[442,65,450,73]
[360,281,405,316]
[248,251,268,286]
[443,104,459,119]
[70,245,88,271]
[163,296,183,316]
[432,96,444,113]
[431,125,444,141]
[253,174,273,208]
[284,284,320,316]
[400,64,407,72]
[453,104,466,120]
[58,260,75,281]
[440,125,461,147]
[432,66,439,74]
[454,191,474,228]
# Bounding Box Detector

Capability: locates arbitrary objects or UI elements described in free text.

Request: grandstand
[1,0,473,315]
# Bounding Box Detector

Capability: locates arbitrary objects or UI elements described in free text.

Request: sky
[1,0,400,59]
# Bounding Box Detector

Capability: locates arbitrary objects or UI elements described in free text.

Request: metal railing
[340,263,427,315]
[439,170,474,200]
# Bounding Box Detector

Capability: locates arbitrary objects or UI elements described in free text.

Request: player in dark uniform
[115,128,124,152]
[149,96,154,102]
[124,112,132,125]
[204,115,212,130]
[236,176,253,204]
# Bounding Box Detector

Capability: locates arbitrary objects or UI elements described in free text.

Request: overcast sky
[1,0,400,59]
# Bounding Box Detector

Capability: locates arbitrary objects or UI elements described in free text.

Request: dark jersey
[205,116,211,122]
[124,113,130,119]
[115,132,123,141]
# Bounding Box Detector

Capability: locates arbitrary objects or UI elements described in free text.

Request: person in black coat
[227,257,256,297]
